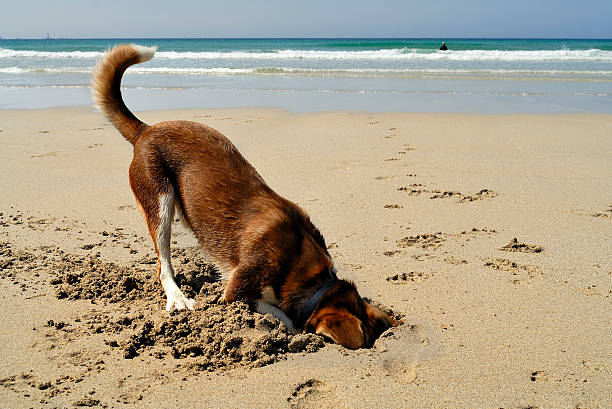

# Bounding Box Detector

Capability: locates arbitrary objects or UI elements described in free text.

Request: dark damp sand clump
[501,237,543,253]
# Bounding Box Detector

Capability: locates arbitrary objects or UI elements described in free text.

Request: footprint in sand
[459,189,497,202]
[386,272,433,284]
[288,379,344,409]
[444,255,468,265]
[398,187,498,202]
[31,151,59,158]
[397,233,445,250]
[374,321,440,384]
[591,205,612,218]
[571,205,612,219]
[484,258,542,283]
[530,370,550,382]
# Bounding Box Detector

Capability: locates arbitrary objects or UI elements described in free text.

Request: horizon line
[2,36,612,41]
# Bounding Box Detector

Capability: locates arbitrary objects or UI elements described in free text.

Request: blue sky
[2,0,611,39]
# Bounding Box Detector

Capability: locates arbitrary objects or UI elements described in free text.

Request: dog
[92,44,397,349]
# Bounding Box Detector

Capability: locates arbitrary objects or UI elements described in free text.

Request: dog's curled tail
[92,44,157,145]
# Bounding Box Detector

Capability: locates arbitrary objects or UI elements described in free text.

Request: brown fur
[92,44,397,349]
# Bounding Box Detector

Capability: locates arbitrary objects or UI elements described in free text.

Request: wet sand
[0,108,610,408]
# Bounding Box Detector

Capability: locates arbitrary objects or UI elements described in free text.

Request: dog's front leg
[256,301,297,333]
[224,267,296,331]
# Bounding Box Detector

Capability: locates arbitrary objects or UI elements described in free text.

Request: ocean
[1,38,611,112]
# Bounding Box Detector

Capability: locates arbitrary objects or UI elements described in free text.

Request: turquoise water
[3,37,612,52]
[1,38,611,112]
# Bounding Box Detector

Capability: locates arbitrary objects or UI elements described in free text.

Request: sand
[0,107,610,408]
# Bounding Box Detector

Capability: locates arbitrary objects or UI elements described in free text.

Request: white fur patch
[157,188,195,311]
[132,44,157,62]
[166,288,195,311]
[256,301,297,334]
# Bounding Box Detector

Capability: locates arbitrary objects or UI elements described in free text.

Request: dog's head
[304,280,397,349]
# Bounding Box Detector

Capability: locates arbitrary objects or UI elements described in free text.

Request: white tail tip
[132,44,157,62]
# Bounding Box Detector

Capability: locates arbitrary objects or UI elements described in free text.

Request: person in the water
[440,41,448,51]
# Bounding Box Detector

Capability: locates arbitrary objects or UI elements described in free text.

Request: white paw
[166,290,196,311]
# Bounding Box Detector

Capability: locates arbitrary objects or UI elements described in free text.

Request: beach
[0,106,610,408]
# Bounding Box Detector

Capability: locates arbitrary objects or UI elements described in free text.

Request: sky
[1,0,611,39]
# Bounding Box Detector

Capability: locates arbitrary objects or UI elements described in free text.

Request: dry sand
[0,107,610,408]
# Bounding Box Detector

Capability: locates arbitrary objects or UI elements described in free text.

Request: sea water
[1,38,611,112]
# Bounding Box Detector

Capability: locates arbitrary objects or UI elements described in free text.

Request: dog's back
[92,43,330,292]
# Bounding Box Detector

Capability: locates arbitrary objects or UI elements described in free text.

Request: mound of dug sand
[3,239,403,376]
[120,303,325,370]
[2,243,325,372]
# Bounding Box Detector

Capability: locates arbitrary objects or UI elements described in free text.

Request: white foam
[2,66,611,79]
[0,47,101,58]
[2,47,612,62]
[154,48,612,62]
[0,67,92,74]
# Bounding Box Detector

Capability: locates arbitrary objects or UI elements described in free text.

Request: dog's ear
[307,308,365,350]
[364,302,398,340]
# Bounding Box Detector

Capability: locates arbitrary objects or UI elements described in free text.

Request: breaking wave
[2,47,612,62]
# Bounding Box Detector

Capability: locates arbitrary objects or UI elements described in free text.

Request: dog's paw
[166,290,196,311]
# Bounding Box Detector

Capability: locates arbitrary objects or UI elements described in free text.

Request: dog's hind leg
[130,165,195,311]
[155,187,195,311]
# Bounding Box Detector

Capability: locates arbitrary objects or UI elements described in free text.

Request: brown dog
[92,44,397,349]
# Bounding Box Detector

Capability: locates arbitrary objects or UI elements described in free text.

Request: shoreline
[2,76,612,113]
